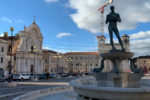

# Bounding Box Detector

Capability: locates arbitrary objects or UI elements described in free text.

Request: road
[0,77,80,100]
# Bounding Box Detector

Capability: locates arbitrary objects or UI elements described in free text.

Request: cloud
[68,0,150,34]
[2,17,13,23]
[45,0,58,3]
[1,17,24,23]
[129,30,150,57]
[14,19,24,23]
[56,32,72,38]
[130,31,150,40]
[43,46,51,50]
[0,33,4,37]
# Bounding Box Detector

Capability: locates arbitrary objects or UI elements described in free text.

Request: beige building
[43,50,68,74]
[65,52,99,73]
[134,56,150,69]
[0,39,8,72]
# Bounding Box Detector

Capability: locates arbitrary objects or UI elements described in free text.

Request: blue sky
[0,0,150,56]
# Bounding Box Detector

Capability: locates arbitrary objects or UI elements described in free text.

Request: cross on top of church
[33,16,36,24]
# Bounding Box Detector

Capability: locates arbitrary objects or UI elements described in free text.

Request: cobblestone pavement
[0,77,82,100]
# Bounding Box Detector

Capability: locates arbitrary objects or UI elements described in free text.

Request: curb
[12,86,73,100]
[0,92,25,98]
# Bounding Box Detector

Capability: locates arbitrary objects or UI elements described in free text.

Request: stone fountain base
[70,77,150,100]
[93,72,143,88]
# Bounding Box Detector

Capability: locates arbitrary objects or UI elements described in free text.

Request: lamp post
[67,57,73,73]
[8,27,14,82]
[31,45,37,78]
[53,53,62,77]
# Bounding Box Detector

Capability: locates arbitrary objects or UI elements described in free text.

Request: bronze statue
[106,6,125,51]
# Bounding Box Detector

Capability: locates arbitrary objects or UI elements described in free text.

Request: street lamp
[8,27,14,82]
[53,53,62,77]
[67,57,73,73]
[31,45,37,78]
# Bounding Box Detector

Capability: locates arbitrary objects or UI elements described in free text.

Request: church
[0,20,44,75]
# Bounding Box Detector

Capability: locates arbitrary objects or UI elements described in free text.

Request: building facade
[65,52,99,73]
[0,39,8,74]
[0,21,44,75]
[15,21,44,74]
[134,56,150,69]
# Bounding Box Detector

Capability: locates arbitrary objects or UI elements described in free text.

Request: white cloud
[130,31,150,40]
[1,17,24,24]
[129,30,150,57]
[68,0,150,34]
[43,46,51,50]
[2,17,13,23]
[130,39,150,57]
[45,0,58,3]
[0,33,4,37]
[56,32,72,38]
[14,19,24,23]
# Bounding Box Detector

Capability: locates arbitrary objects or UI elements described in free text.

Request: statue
[106,6,125,52]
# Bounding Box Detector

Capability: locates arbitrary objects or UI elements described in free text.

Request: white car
[13,73,31,81]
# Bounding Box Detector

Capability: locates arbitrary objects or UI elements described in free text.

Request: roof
[65,52,99,55]
[122,34,129,37]
[0,36,18,40]
[0,39,7,44]
[42,49,57,54]
[97,35,106,38]
[135,55,150,59]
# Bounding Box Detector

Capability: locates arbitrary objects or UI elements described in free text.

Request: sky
[0,0,150,57]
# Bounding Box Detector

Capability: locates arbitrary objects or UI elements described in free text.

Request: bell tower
[121,34,130,51]
[97,35,106,53]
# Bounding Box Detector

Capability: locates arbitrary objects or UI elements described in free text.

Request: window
[1,47,4,52]
[31,46,34,52]
[1,57,3,63]
[76,63,79,66]
[8,46,11,52]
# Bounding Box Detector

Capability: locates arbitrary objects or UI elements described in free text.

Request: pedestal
[100,51,134,73]
[94,72,143,88]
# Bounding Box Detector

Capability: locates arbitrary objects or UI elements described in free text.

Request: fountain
[70,5,150,100]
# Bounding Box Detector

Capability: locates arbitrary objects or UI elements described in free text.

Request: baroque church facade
[15,21,44,74]
[0,21,45,75]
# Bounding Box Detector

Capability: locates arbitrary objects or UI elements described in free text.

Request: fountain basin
[100,51,134,61]
[70,77,150,100]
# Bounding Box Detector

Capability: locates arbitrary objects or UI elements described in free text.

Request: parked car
[85,72,93,75]
[38,74,47,79]
[0,74,5,82]
[13,73,31,81]
[61,73,68,77]
[49,74,57,78]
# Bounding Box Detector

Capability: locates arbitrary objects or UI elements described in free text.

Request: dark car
[49,74,57,78]
[38,74,47,79]
[0,74,5,82]
[61,73,68,77]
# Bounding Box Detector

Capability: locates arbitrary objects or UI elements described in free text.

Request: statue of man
[106,6,125,51]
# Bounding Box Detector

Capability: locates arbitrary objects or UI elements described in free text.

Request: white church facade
[15,21,44,74]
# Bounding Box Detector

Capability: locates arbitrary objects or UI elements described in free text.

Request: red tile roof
[65,52,99,55]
